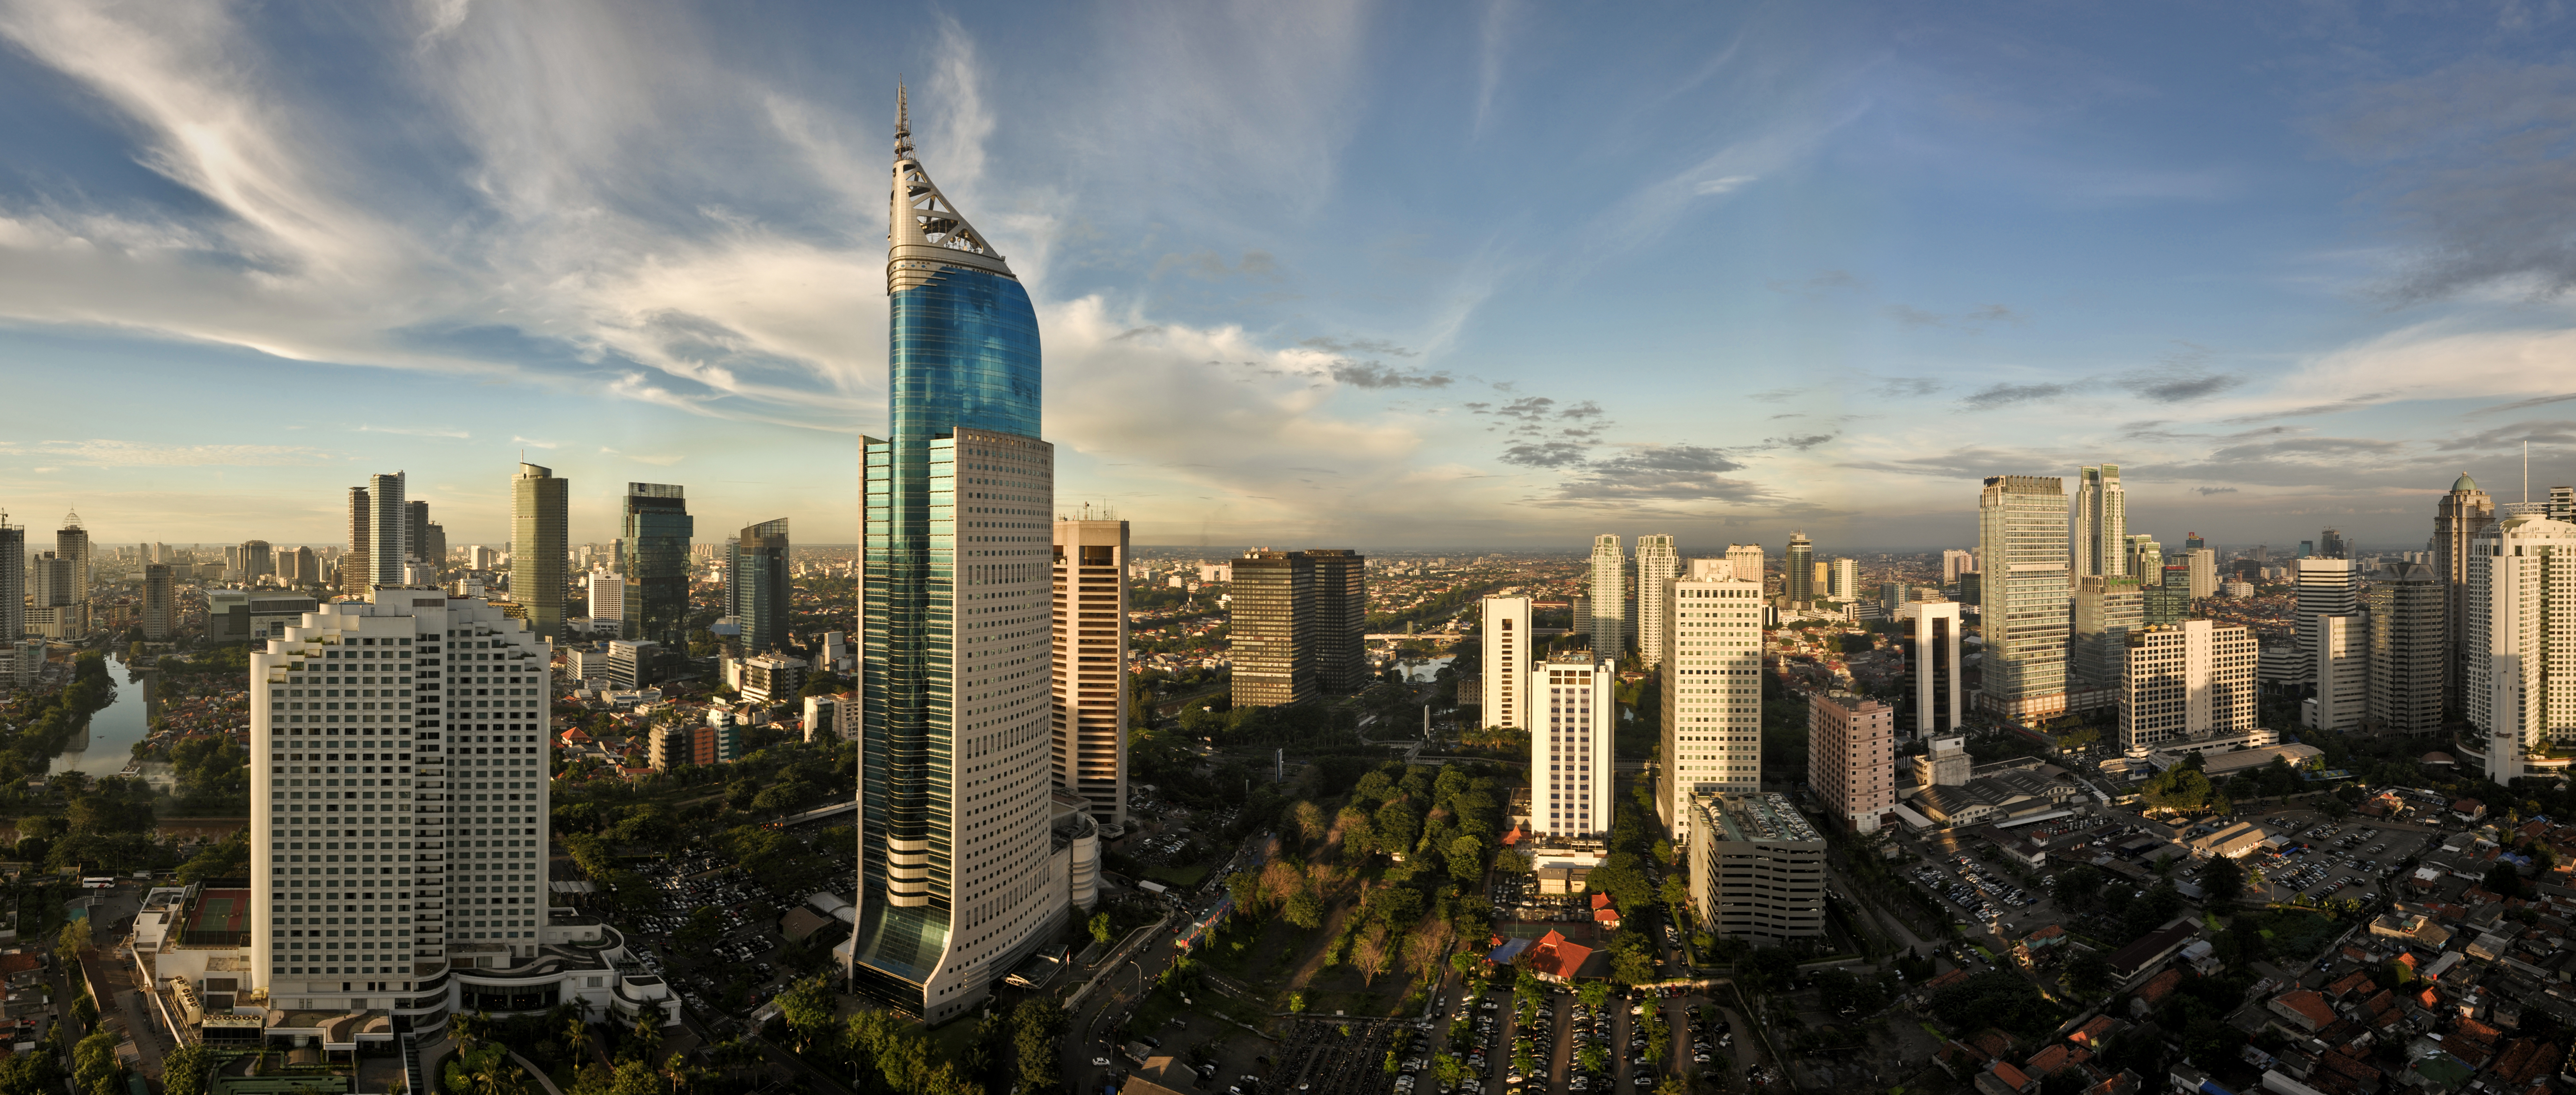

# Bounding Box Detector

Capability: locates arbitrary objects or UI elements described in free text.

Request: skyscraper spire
[888,87,1008,292]
[895,79,913,159]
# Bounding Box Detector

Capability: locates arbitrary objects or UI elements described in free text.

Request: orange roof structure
[1524,929,1592,980]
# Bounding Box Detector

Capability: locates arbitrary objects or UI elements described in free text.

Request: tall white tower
[1659,558,1763,837]
[1634,534,1680,668]
[1480,596,1534,730]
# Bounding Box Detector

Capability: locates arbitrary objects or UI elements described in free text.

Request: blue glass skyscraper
[849,91,1068,1022]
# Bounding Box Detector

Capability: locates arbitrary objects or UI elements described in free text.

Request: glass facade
[855,261,1042,1008]
[621,484,692,647]
[730,518,791,654]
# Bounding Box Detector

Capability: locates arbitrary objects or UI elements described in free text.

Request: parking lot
[2249,815,2437,906]
[606,840,820,1016]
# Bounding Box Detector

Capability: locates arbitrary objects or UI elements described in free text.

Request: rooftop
[1706,792,1821,843]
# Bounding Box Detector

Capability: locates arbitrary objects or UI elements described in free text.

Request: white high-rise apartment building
[1634,535,1679,668]
[2115,619,2259,756]
[1481,596,1534,730]
[1941,549,1977,584]
[1980,475,2071,720]
[1531,655,1613,838]
[233,589,673,1025]
[2187,548,2219,600]
[1052,517,1130,827]
[1826,558,1860,601]
[1897,600,1963,736]
[2073,464,2126,579]
[1659,559,1763,836]
[2466,513,2576,783]
[1726,544,1767,595]
[2308,614,2368,731]
[1589,534,1629,656]
[2294,558,2358,676]
[586,569,627,632]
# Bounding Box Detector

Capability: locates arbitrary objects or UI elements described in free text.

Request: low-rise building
[1688,792,1825,941]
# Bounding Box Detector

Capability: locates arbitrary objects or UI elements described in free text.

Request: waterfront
[59,656,151,779]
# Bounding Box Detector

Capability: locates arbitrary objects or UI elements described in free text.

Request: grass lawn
[1145,864,1211,887]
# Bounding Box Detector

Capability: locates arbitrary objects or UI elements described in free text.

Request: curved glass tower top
[886,92,1040,441]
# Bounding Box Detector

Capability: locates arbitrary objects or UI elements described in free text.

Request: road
[1064,831,1272,1094]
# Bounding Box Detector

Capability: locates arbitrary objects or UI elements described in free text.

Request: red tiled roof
[2271,989,2336,1030]
[1524,929,1591,979]
[1927,968,1974,992]
[2134,969,2183,1006]
[1591,893,1612,910]
[2025,1046,2071,1076]
[2491,1039,2556,1085]
[2072,1016,2119,1046]
[1990,1062,2032,1091]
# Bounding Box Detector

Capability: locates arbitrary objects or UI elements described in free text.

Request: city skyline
[1,6,2572,547]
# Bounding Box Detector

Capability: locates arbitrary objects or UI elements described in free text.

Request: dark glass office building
[621,484,693,646]
[729,518,791,654]
[851,96,1064,1023]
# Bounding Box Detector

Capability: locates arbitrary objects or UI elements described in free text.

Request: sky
[3,2,2575,555]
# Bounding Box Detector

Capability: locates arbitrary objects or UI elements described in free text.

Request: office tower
[1686,792,1824,942]
[1659,558,1763,834]
[2465,512,2576,783]
[142,564,173,640]
[2143,570,2193,626]
[2364,563,2444,734]
[1807,692,1894,834]
[239,590,595,1024]
[1052,517,1129,826]
[1826,557,1859,601]
[1941,549,1977,584]
[2552,486,2576,522]
[2184,533,2205,553]
[2308,614,2368,731]
[1978,475,2071,721]
[1896,600,1962,737]
[620,484,693,646]
[2126,535,2163,585]
[1230,551,1316,707]
[365,474,408,589]
[2299,540,2315,559]
[236,538,270,580]
[851,95,1068,1023]
[2115,619,2259,756]
[1306,549,1368,694]
[1726,544,1767,593]
[343,493,374,596]
[729,518,790,655]
[607,640,659,689]
[2293,558,2357,675]
[2072,576,2144,690]
[1784,531,1814,609]
[31,553,73,611]
[2187,548,2218,600]
[509,464,568,641]
[2435,472,2498,712]
[1480,596,1534,730]
[469,546,495,571]
[1588,534,1629,655]
[1530,654,1613,838]
[54,515,89,633]
[2072,464,2126,579]
[0,513,20,642]
[587,569,628,634]
[2318,527,2347,560]
[1634,534,1679,668]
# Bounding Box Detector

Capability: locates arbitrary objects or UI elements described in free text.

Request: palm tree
[627,1014,663,1064]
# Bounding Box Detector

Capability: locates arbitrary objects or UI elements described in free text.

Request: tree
[53,918,90,968]
[1090,912,1114,945]
[1355,924,1395,986]
[1578,981,1611,1010]
[775,975,837,1054]
[2065,951,2111,997]
[1013,998,1067,1094]
[1284,888,1326,930]
[673,907,724,951]
[2202,856,2247,910]
[161,1046,216,1095]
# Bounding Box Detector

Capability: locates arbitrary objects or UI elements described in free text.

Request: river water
[59,655,153,779]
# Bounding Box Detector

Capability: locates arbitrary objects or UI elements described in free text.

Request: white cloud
[0,440,336,467]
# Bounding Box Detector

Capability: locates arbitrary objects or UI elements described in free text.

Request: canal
[60,654,153,779]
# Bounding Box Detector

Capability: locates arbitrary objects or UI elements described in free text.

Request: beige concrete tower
[1051,516,1129,827]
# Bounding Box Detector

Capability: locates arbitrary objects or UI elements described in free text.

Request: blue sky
[2,1,2574,553]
